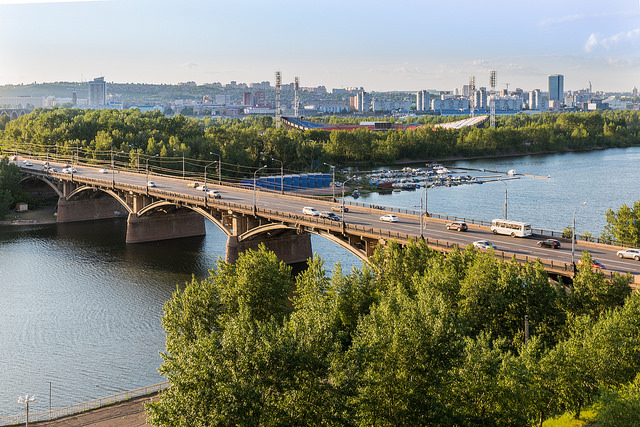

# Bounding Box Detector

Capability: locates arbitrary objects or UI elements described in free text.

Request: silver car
[617,248,640,261]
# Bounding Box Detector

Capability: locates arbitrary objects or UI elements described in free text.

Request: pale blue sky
[0,0,639,93]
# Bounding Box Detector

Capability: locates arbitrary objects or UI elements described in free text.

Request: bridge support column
[56,196,127,223]
[225,232,312,270]
[126,210,206,243]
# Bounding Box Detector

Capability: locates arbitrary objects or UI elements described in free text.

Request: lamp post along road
[204,161,216,207]
[210,152,222,184]
[341,176,356,232]
[18,394,36,427]
[572,201,587,268]
[145,159,150,196]
[499,179,508,219]
[173,149,185,179]
[253,165,267,215]
[324,163,336,202]
[272,157,284,194]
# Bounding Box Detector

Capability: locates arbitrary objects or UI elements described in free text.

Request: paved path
[31,394,156,427]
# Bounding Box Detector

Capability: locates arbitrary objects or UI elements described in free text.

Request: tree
[147,245,295,426]
[602,200,640,245]
[567,252,632,319]
[0,156,22,217]
[340,285,462,425]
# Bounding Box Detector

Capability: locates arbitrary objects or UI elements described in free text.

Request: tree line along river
[1,146,639,417]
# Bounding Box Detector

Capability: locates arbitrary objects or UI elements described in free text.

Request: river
[1,147,640,417]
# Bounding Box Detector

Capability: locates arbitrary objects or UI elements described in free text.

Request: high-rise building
[88,77,106,106]
[549,74,564,102]
[416,90,429,111]
[529,89,541,110]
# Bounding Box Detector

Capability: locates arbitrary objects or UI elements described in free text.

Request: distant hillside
[0,82,249,104]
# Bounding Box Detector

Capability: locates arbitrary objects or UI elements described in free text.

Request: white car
[98,168,109,174]
[380,214,398,223]
[147,181,156,187]
[473,240,496,250]
[196,185,208,191]
[207,190,221,199]
[24,161,33,167]
[302,206,319,216]
[617,248,640,261]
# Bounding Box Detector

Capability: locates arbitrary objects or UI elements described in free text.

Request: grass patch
[543,408,598,427]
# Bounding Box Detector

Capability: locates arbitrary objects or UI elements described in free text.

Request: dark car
[320,211,340,221]
[537,239,560,249]
[446,221,468,232]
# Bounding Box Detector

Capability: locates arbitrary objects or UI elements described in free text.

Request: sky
[0,0,639,93]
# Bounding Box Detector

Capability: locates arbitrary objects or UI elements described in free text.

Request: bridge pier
[126,210,206,243]
[225,232,313,270]
[56,196,127,223]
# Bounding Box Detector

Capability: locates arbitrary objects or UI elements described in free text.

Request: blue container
[266,176,277,190]
[240,178,254,189]
[258,176,268,189]
[321,173,332,187]
[299,174,308,189]
[283,175,293,191]
[291,176,300,190]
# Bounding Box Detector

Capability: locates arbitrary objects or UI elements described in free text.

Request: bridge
[0,107,32,121]
[10,155,640,284]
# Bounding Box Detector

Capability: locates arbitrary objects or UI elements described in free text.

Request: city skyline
[0,0,639,93]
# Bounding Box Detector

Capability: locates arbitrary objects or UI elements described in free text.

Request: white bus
[491,219,532,237]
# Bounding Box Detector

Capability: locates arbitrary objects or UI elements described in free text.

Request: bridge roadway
[12,155,640,283]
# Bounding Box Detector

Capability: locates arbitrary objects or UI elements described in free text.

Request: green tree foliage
[0,156,23,217]
[148,238,640,426]
[602,200,640,245]
[567,252,632,318]
[595,374,640,427]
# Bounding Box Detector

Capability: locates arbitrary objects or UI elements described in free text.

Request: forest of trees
[0,108,639,178]
[146,242,638,426]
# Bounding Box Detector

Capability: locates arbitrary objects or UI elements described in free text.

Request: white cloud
[584,28,640,52]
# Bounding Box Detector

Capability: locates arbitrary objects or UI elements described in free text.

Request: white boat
[507,169,516,176]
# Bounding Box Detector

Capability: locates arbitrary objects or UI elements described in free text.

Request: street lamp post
[111,148,115,189]
[272,156,284,194]
[253,165,267,215]
[18,394,36,427]
[204,161,216,207]
[324,163,336,201]
[210,152,221,184]
[340,176,356,232]
[499,179,508,219]
[571,201,587,268]
[146,158,150,196]
[173,149,185,179]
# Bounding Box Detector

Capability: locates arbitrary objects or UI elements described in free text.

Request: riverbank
[0,202,57,226]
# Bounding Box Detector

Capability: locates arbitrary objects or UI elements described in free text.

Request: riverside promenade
[31,394,156,426]
[1,383,167,427]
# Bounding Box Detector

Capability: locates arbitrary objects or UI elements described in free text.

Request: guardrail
[0,382,169,426]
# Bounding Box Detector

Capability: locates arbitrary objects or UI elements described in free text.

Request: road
[13,155,640,278]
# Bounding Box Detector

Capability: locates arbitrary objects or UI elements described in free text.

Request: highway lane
[13,156,640,277]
